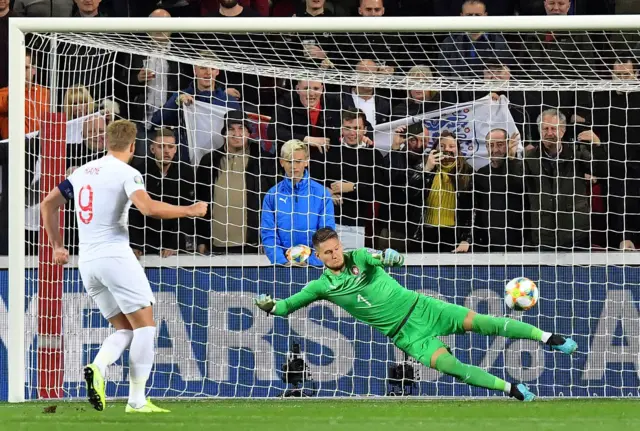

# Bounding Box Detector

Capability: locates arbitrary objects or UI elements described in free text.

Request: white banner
[66,112,101,145]
[0,111,101,148]
[373,95,523,170]
[182,100,230,166]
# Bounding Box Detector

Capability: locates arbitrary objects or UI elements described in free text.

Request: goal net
[4,16,640,402]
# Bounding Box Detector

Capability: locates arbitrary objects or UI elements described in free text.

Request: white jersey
[68,155,145,262]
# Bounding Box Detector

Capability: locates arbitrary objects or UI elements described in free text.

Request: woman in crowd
[408,130,474,253]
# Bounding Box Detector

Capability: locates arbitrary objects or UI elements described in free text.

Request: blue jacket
[261,171,335,266]
[150,82,240,162]
[438,32,513,79]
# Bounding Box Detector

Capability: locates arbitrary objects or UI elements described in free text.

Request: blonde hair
[106,119,137,151]
[407,65,434,79]
[280,139,309,160]
[64,84,95,119]
[195,50,220,68]
[407,65,437,99]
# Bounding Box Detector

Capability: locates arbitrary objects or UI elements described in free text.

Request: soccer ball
[504,277,539,311]
[286,245,312,264]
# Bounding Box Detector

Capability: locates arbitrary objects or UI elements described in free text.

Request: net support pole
[8,21,26,403]
[37,113,67,399]
[47,34,59,110]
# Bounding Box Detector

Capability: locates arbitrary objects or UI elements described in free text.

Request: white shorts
[79,256,155,319]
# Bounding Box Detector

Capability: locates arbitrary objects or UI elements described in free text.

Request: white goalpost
[6,15,640,403]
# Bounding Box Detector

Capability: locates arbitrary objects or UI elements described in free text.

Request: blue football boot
[550,337,578,355]
[510,383,536,402]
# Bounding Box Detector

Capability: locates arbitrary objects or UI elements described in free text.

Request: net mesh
[8,26,640,400]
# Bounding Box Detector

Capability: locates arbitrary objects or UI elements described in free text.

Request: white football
[504,277,539,311]
[286,245,312,264]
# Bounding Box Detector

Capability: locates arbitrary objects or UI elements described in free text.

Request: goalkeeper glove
[254,294,276,314]
[382,248,403,266]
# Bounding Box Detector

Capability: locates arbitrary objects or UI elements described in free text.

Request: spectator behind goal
[407,130,474,253]
[12,0,74,17]
[391,66,452,121]
[438,0,514,79]
[64,84,96,121]
[267,79,341,183]
[117,9,189,126]
[55,1,115,110]
[261,139,335,266]
[0,51,50,140]
[576,58,640,250]
[325,109,386,250]
[473,128,527,252]
[195,110,276,254]
[150,56,240,162]
[524,108,607,251]
[129,127,195,258]
[521,0,597,79]
[340,59,392,127]
[378,122,430,252]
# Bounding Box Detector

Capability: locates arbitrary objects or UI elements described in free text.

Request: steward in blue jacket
[261,170,335,266]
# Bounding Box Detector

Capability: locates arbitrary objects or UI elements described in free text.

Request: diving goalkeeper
[255,228,577,401]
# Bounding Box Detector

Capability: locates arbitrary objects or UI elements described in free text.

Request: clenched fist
[53,247,69,265]
[187,202,208,217]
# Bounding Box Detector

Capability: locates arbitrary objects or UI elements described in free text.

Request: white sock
[93,329,133,376]
[128,326,156,408]
[541,332,552,343]
[503,382,512,395]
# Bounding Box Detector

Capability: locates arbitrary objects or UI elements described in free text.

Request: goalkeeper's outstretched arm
[255,281,324,316]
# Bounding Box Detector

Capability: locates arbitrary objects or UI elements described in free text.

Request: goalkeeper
[255,228,577,401]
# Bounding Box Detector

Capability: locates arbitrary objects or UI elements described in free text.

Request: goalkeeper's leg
[394,298,535,401]
[463,311,577,354]
[430,347,535,402]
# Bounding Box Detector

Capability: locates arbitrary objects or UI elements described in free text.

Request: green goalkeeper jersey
[272,248,419,336]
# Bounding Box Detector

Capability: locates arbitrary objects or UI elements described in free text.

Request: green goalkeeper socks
[434,353,507,392]
[471,314,545,341]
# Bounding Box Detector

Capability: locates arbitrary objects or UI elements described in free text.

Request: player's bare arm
[129,189,207,219]
[40,186,70,265]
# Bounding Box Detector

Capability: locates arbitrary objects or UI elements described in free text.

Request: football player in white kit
[41,120,207,413]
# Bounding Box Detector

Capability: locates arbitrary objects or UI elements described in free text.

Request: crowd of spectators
[1,0,640,262]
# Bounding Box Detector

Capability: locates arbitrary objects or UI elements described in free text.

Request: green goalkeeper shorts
[391,294,470,367]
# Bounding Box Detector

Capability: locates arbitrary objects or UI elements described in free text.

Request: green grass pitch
[0,399,638,431]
